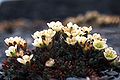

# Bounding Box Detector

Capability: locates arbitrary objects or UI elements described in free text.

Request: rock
[114,74,120,80]
[66,77,89,80]
[100,76,110,80]
[106,71,118,76]
[66,77,80,80]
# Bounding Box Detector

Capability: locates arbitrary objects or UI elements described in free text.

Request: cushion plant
[1,21,120,80]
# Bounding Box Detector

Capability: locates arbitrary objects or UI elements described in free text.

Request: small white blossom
[63,22,80,37]
[47,21,64,31]
[92,33,101,40]
[44,29,56,38]
[32,29,56,39]
[76,36,87,45]
[5,45,17,57]
[81,26,92,33]
[45,58,55,67]
[17,54,33,65]
[67,22,79,30]
[87,33,106,41]
[4,36,26,47]
[32,31,43,39]
[4,37,14,45]
[62,27,71,37]
[32,37,44,47]
[14,36,22,44]
[93,40,108,50]
[104,47,117,60]
[43,37,52,46]
[65,37,77,45]
[87,34,93,40]
[77,27,86,36]
[32,36,52,47]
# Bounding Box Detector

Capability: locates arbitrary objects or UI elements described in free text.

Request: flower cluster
[4,36,33,65]
[32,29,56,47]
[4,36,26,48]
[47,21,64,32]
[2,21,120,79]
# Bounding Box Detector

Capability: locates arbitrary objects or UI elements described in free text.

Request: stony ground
[0,23,120,69]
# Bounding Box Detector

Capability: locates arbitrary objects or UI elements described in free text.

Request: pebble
[106,71,118,76]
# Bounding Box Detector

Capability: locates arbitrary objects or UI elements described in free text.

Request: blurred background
[0,0,120,67]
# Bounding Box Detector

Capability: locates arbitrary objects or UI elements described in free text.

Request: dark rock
[114,74,120,80]
[66,77,89,80]
[106,71,118,76]
[100,76,110,80]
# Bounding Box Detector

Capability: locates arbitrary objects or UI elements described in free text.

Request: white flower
[32,31,43,39]
[47,21,64,31]
[67,22,79,30]
[104,47,117,60]
[65,37,77,45]
[66,22,73,28]
[62,27,71,37]
[32,37,44,47]
[76,36,87,45]
[88,33,101,40]
[4,37,14,45]
[44,29,56,38]
[4,36,26,47]
[45,58,55,67]
[14,36,26,47]
[87,33,106,42]
[92,33,101,40]
[43,37,52,46]
[32,29,56,40]
[93,40,108,50]
[77,27,86,36]
[17,54,33,65]
[5,45,17,57]
[81,26,92,33]
[32,35,52,47]
[14,36,22,44]
[87,34,93,40]
[63,22,80,37]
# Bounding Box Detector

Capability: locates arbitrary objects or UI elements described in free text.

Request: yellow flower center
[95,43,103,48]
[106,53,116,58]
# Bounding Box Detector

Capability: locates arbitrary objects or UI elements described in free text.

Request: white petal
[4,38,9,45]
[23,55,29,61]
[67,22,73,28]
[30,54,33,60]
[32,43,39,47]
[5,50,12,57]
[5,50,10,54]
[6,53,12,57]
[17,58,26,64]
